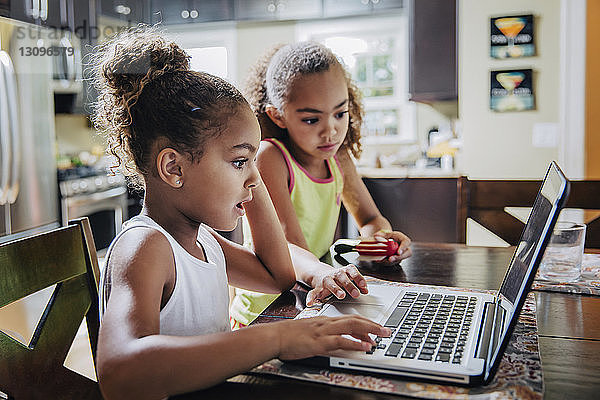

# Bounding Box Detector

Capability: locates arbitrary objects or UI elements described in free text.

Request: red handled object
[334,239,399,257]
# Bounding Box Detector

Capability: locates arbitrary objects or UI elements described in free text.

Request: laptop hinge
[475,300,497,360]
[484,297,507,381]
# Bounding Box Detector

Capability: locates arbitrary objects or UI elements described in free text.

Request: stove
[58,168,128,254]
[59,173,126,197]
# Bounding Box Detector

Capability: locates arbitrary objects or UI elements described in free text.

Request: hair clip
[191,107,201,112]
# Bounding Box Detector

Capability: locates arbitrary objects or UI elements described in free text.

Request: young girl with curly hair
[93,28,390,399]
[230,42,413,328]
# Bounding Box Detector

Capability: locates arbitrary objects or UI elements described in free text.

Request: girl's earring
[175,180,182,187]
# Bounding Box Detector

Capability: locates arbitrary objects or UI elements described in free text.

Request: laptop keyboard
[369,292,477,364]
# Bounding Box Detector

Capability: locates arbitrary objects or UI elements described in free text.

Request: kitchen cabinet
[9,0,54,26]
[9,0,87,31]
[408,0,457,102]
[323,0,403,18]
[100,0,149,24]
[234,0,321,21]
[151,0,234,25]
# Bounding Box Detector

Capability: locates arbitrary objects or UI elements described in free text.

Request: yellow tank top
[230,138,344,325]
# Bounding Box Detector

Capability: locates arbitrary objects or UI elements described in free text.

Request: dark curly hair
[91,25,248,188]
[242,41,363,159]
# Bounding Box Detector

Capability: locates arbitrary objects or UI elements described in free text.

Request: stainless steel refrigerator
[0,17,59,244]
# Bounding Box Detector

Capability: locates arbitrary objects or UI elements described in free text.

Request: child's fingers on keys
[326,315,390,338]
[323,336,372,352]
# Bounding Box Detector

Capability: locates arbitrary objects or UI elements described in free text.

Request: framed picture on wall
[490,14,535,59]
[490,69,535,112]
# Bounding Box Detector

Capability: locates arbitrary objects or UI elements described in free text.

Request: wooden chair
[461,179,600,249]
[0,218,103,399]
[362,177,467,243]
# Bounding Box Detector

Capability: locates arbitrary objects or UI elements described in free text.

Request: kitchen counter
[357,166,461,178]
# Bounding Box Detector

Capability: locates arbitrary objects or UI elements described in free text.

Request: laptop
[292,161,570,386]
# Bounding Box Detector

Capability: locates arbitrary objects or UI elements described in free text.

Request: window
[166,23,237,83]
[297,15,416,144]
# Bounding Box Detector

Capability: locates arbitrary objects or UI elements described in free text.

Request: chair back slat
[567,181,600,209]
[0,218,102,399]
[462,179,600,249]
[468,180,539,209]
[76,218,101,361]
[0,227,87,308]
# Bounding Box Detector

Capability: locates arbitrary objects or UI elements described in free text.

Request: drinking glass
[538,222,586,282]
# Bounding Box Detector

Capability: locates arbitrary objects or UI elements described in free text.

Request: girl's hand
[373,229,412,263]
[305,265,368,307]
[276,316,391,360]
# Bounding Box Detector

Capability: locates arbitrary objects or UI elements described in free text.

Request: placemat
[533,254,600,295]
[250,279,543,399]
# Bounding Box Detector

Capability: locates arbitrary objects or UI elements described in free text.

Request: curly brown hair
[242,41,363,159]
[91,25,248,188]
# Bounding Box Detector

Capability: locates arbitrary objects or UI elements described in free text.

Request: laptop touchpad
[320,303,387,324]
[330,284,400,307]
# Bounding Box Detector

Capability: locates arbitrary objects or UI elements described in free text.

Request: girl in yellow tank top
[230,137,345,326]
[231,42,413,327]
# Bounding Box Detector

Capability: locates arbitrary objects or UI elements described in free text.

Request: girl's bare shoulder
[257,140,289,174]
[108,226,174,283]
[336,146,359,175]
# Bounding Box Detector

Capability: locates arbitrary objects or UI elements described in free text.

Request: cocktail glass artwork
[495,17,526,48]
[495,72,525,111]
[496,72,524,93]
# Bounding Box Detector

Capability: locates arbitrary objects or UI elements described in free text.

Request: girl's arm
[213,179,296,294]
[255,141,368,303]
[97,229,390,400]
[337,148,412,262]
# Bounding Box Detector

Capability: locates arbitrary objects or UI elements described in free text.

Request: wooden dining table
[176,243,600,399]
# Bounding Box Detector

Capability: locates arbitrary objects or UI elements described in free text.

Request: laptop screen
[498,162,568,304]
[487,162,569,379]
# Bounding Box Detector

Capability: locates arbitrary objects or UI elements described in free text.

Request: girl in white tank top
[94,27,389,399]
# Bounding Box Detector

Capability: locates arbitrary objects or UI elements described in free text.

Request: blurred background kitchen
[0,0,597,252]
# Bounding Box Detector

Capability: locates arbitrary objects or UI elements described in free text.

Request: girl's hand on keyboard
[305,265,368,307]
[276,315,391,360]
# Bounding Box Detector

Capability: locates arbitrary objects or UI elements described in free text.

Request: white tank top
[100,215,231,336]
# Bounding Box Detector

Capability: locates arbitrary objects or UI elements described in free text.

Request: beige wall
[55,114,105,156]
[235,21,296,87]
[93,7,570,179]
[458,0,561,179]
[586,0,600,179]
[235,5,566,178]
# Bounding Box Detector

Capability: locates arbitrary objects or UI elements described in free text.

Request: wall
[235,21,296,87]
[586,0,600,179]
[96,6,580,179]
[458,0,562,179]
[55,114,105,156]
